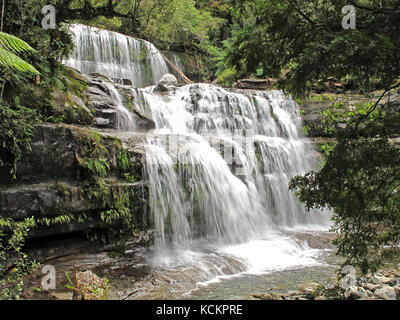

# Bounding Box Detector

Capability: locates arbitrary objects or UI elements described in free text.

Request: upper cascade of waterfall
[64,24,170,88]
[134,83,303,138]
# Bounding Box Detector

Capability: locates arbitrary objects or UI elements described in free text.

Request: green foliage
[77,130,110,182]
[74,132,142,242]
[215,66,237,87]
[0,2,77,177]
[0,101,39,179]
[0,216,39,300]
[65,271,110,300]
[218,0,400,95]
[0,32,39,75]
[290,101,400,274]
[117,149,137,183]
[321,102,346,135]
[141,0,220,51]
[319,143,335,166]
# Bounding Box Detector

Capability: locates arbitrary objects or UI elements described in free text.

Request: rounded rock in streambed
[158,74,178,86]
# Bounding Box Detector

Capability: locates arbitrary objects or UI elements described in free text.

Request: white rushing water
[103,82,136,132]
[64,24,169,87]
[135,84,332,283]
[64,24,332,289]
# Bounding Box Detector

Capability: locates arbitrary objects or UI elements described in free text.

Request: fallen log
[235,78,277,90]
[161,53,193,84]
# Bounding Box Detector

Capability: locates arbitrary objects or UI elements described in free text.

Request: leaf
[0,32,35,54]
[0,47,39,74]
[0,32,39,75]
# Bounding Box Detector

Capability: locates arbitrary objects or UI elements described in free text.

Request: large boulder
[158,74,178,86]
[72,270,109,300]
[371,275,397,286]
[374,286,397,300]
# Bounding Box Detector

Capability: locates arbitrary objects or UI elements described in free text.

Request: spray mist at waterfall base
[140,226,335,298]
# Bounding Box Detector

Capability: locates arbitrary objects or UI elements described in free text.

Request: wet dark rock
[113,78,133,86]
[132,108,156,131]
[153,84,169,93]
[0,121,148,239]
[0,180,147,238]
[344,287,369,300]
[89,73,113,83]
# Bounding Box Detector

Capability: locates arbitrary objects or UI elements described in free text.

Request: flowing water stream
[62,24,334,298]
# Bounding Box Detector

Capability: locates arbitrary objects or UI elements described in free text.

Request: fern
[0,32,39,75]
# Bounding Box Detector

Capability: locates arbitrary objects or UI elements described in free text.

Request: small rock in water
[299,282,320,293]
[158,74,177,86]
[324,280,337,290]
[252,292,283,300]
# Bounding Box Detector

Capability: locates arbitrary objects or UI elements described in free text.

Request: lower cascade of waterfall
[132,83,332,287]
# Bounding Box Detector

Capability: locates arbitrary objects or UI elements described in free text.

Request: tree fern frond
[0,32,35,54]
[0,47,39,74]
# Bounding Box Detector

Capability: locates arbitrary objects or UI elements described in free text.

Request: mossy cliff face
[298,90,400,138]
[0,123,149,242]
[296,90,400,157]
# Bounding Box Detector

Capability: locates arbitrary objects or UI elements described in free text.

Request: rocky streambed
[20,231,343,300]
[21,229,400,301]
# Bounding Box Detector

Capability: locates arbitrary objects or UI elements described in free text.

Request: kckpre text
[155,304,243,317]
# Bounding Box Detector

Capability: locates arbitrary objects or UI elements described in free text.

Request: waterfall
[134,84,330,251]
[61,24,332,287]
[103,83,136,132]
[64,24,169,87]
